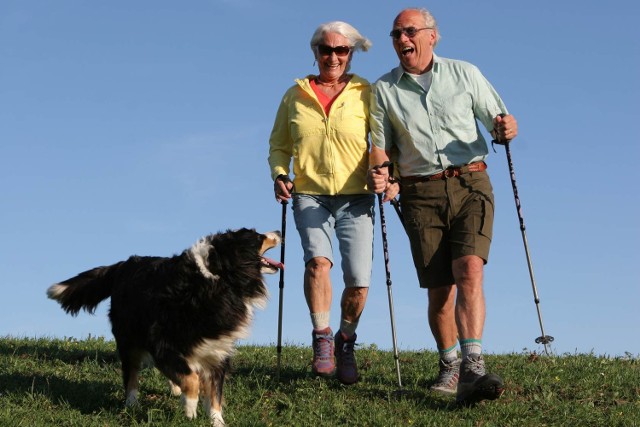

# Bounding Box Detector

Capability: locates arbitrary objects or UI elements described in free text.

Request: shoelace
[314,336,333,360]
[465,358,485,376]
[441,359,458,369]
[434,360,459,385]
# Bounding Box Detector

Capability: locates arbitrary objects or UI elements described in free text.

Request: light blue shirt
[371,54,508,176]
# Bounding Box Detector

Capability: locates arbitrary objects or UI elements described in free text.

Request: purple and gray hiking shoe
[335,331,358,385]
[312,327,335,377]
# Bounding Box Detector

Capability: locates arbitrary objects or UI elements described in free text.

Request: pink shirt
[310,78,340,115]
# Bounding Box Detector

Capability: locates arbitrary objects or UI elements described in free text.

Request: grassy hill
[1,336,638,426]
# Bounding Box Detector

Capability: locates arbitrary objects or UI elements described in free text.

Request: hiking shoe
[429,358,460,395]
[335,331,358,385]
[312,327,335,377]
[456,354,504,405]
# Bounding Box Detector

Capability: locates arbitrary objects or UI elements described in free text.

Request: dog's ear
[206,244,221,271]
[230,228,263,252]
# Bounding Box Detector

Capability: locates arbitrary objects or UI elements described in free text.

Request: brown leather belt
[401,161,487,183]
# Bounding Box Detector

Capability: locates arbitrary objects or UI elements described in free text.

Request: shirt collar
[391,53,441,84]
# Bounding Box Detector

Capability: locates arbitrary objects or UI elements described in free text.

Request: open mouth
[260,231,283,273]
[261,256,283,273]
[401,46,414,56]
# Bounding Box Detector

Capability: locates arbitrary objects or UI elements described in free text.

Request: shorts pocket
[475,193,494,241]
[481,201,493,240]
[404,210,441,269]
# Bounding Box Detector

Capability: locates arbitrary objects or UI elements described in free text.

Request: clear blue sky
[2,0,638,357]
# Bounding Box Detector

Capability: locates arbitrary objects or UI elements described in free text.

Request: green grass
[1,336,638,426]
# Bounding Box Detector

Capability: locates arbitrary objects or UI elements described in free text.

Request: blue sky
[1,0,638,357]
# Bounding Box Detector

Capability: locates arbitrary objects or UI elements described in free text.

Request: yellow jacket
[268,74,371,195]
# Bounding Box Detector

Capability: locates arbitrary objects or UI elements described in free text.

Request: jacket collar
[296,73,368,90]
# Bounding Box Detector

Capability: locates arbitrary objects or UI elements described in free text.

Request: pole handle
[491,113,511,151]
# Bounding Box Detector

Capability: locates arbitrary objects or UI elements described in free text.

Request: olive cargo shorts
[400,170,494,288]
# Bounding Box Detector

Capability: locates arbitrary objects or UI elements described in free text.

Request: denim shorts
[292,193,375,288]
[400,170,494,288]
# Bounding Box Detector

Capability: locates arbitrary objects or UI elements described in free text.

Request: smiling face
[392,9,437,74]
[315,31,352,82]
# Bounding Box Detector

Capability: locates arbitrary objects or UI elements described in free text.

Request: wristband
[276,174,291,184]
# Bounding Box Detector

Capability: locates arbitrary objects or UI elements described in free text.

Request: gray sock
[339,318,358,338]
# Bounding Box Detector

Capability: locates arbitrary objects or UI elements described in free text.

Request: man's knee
[453,255,484,285]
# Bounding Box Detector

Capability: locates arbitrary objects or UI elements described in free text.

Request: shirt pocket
[435,91,477,137]
[331,98,369,136]
[289,98,324,139]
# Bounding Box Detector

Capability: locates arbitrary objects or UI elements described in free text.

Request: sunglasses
[317,44,352,57]
[389,27,431,40]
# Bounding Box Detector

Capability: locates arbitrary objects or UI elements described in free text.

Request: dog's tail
[47,262,124,316]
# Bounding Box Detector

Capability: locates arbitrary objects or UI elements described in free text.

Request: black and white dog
[47,228,282,426]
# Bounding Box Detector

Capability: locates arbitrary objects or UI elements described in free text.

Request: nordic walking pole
[492,117,554,355]
[276,200,287,380]
[377,193,402,389]
[373,161,403,388]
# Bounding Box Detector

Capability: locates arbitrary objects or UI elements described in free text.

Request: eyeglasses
[317,44,352,57]
[389,27,431,40]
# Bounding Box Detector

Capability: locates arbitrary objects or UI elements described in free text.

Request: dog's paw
[182,395,199,419]
[210,410,225,427]
[125,390,139,407]
[168,380,182,397]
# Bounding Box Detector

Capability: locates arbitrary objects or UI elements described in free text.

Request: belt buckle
[443,168,456,179]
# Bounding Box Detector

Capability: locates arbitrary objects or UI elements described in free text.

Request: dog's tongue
[263,256,284,270]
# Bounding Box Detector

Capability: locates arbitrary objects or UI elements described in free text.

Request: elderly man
[368,7,517,404]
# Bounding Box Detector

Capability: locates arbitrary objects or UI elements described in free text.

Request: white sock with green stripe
[438,344,459,363]
[460,338,482,359]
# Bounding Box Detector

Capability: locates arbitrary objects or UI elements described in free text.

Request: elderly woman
[268,21,373,385]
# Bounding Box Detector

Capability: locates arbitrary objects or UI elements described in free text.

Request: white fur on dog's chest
[186,299,266,371]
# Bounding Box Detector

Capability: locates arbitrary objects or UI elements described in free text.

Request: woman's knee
[305,257,332,276]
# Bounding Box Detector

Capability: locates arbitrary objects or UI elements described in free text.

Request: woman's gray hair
[394,7,440,47]
[309,21,372,53]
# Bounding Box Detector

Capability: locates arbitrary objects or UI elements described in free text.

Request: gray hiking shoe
[456,354,504,405]
[429,358,460,395]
